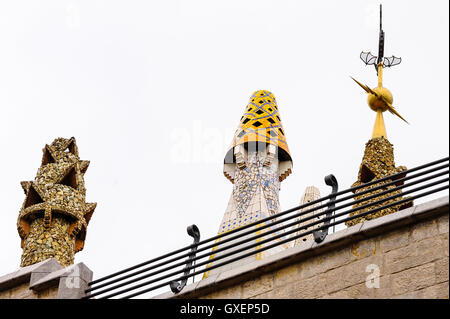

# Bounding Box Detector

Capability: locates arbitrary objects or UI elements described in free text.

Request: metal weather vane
[351,4,408,139]
[359,4,402,73]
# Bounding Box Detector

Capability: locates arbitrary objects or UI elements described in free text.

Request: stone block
[221,285,243,299]
[27,262,93,299]
[56,263,93,299]
[241,273,273,299]
[0,259,64,299]
[252,283,294,299]
[0,258,62,292]
[443,233,449,257]
[203,285,243,299]
[384,236,446,274]
[391,263,435,296]
[323,289,350,299]
[299,246,350,280]
[0,272,19,292]
[29,258,64,287]
[273,264,300,288]
[37,287,59,299]
[56,276,90,299]
[47,286,59,298]
[393,282,449,299]
[323,255,383,294]
[412,196,449,220]
[292,274,326,299]
[350,238,378,261]
[37,288,49,299]
[0,289,10,299]
[194,273,218,295]
[9,283,36,299]
[326,275,391,299]
[411,219,439,242]
[378,228,410,253]
[435,258,449,284]
[437,213,449,234]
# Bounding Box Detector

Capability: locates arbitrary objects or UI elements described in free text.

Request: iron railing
[83,156,449,299]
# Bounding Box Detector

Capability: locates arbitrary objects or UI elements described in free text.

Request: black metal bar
[89,178,448,299]
[86,165,449,295]
[378,4,385,64]
[169,225,200,293]
[87,157,448,287]
[117,184,449,299]
[313,174,338,243]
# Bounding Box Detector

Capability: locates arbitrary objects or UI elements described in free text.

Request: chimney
[18,137,96,267]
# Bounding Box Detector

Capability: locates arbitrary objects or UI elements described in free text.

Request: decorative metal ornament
[313,174,338,243]
[352,4,408,139]
[359,5,402,73]
[169,224,200,293]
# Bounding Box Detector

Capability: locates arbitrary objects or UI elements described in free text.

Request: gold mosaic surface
[346,137,413,227]
[18,137,96,267]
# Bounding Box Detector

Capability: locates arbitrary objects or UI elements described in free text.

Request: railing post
[313,174,339,243]
[169,224,200,293]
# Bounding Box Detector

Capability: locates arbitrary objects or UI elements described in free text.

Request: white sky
[0,0,448,295]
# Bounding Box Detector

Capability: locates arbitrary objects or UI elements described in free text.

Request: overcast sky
[0,0,448,295]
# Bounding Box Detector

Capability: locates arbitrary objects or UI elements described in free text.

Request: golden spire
[351,62,408,139]
[346,5,413,227]
[351,4,408,139]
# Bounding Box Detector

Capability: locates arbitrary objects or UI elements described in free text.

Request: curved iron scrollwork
[169,224,200,293]
[313,174,339,243]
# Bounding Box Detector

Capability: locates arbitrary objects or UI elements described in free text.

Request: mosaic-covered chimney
[345,137,413,227]
[17,137,96,267]
[203,90,293,278]
[291,186,323,246]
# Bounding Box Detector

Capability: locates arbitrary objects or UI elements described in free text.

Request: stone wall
[0,258,93,299]
[0,282,59,299]
[156,196,449,299]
